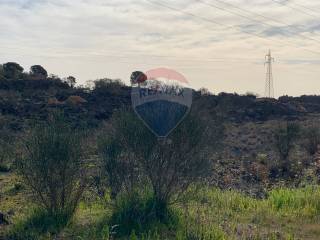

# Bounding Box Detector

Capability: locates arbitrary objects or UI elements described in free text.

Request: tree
[274,121,300,174]
[0,64,4,80]
[3,62,24,79]
[30,65,48,78]
[66,76,76,87]
[93,78,125,95]
[17,112,88,218]
[199,87,212,96]
[99,108,223,218]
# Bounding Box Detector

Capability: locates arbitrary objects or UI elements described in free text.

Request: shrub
[17,111,88,218]
[93,78,126,95]
[303,123,320,156]
[100,108,223,221]
[0,64,5,80]
[199,87,212,96]
[273,121,300,174]
[0,126,14,170]
[98,110,156,198]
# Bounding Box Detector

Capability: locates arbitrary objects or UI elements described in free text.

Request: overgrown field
[1,171,320,239]
[1,76,320,239]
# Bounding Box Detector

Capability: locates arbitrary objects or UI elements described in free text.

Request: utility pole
[265,50,274,98]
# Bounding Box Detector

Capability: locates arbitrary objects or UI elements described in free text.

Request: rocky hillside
[2,78,320,128]
[1,76,320,197]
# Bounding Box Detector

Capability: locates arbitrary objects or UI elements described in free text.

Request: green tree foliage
[3,62,24,79]
[93,78,125,95]
[30,65,48,78]
[17,112,88,218]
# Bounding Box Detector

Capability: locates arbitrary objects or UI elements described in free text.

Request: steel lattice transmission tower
[264,50,275,98]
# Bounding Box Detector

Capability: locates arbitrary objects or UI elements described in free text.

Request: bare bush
[199,87,212,96]
[98,110,155,198]
[17,112,88,217]
[0,135,11,166]
[273,121,300,174]
[99,108,223,217]
[303,123,320,156]
[0,118,15,170]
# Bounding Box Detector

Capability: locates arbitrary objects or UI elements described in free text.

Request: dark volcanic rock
[0,212,9,225]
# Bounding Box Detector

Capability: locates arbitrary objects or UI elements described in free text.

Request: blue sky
[0,0,319,97]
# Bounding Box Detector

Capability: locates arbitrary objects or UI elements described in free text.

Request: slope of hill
[2,78,320,128]
[2,75,320,239]
[1,77,320,188]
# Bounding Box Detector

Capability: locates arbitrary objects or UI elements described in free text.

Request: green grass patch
[109,188,179,238]
[6,208,71,240]
[268,186,320,218]
[2,181,320,239]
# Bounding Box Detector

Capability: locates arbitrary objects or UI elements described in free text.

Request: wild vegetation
[17,112,88,220]
[1,62,320,239]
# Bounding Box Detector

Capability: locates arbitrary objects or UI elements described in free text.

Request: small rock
[0,212,9,225]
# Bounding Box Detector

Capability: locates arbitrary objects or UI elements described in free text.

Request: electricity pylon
[264,50,275,98]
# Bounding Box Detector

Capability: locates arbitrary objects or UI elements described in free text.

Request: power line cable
[213,0,288,25]
[289,2,320,15]
[197,0,320,44]
[211,0,320,37]
[4,46,318,66]
[271,0,318,18]
[0,45,264,63]
[144,0,320,55]
[0,46,261,61]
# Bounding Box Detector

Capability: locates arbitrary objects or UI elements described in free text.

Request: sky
[0,0,319,97]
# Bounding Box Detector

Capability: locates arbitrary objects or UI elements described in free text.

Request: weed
[7,208,70,240]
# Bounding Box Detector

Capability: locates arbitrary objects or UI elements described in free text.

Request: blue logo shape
[131,68,192,138]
